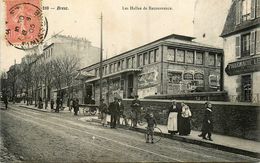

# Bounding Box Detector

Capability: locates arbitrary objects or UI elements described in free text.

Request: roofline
[220,23,260,38]
[78,34,222,71]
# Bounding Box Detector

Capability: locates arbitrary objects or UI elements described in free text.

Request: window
[241,75,252,102]
[138,54,143,67]
[216,54,222,67]
[176,49,185,63]
[121,60,124,70]
[132,57,136,68]
[109,64,112,73]
[149,51,154,63]
[168,72,182,84]
[186,51,194,64]
[196,52,203,65]
[144,52,148,65]
[114,63,117,72]
[242,0,251,21]
[183,73,193,80]
[127,58,131,68]
[194,73,204,80]
[167,48,175,61]
[208,53,216,66]
[117,61,121,71]
[241,33,251,57]
[154,49,159,62]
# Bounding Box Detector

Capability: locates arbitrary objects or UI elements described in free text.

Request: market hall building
[221,0,260,103]
[77,34,224,103]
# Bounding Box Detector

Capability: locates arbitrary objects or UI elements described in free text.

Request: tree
[51,53,80,106]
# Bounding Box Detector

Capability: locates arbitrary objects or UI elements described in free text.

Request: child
[145,112,157,144]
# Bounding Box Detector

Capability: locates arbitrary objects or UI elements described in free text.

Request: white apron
[167,112,178,131]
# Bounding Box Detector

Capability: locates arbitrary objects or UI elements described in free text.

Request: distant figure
[73,98,79,115]
[117,98,125,125]
[38,96,43,109]
[145,112,157,144]
[55,98,60,113]
[131,95,141,128]
[3,95,8,109]
[179,102,192,136]
[99,99,108,126]
[90,97,95,104]
[108,97,120,128]
[201,102,213,141]
[50,99,54,111]
[167,100,180,135]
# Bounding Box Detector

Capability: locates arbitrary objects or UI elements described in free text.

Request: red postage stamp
[5,0,48,50]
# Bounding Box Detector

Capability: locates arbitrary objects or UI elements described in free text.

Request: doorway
[127,74,134,98]
[241,75,252,102]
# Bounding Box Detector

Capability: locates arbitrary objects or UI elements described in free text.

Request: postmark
[5,1,48,50]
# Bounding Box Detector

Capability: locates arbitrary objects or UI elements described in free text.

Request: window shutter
[235,36,241,58]
[236,0,241,25]
[257,0,260,17]
[250,31,256,55]
[256,30,260,54]
[251,0,256,19]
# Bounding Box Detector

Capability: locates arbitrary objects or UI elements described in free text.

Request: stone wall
[122,99,260,141]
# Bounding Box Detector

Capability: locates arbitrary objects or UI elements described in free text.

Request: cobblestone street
[0,104,259,162]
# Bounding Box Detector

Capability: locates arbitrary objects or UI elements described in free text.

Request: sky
[0,0,232,72]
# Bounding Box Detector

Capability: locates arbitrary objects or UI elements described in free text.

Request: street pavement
[1,103,260,162]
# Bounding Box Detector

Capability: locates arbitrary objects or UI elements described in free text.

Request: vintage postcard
[0,0,260,162]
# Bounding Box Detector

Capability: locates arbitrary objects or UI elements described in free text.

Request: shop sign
[225,56,260,76]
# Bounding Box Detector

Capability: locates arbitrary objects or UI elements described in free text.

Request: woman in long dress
[179,102,192,136]
[167,100,179,135]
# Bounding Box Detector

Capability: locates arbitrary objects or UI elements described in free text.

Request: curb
[19,105,48,113]
[16,106,260,159]
[89,117,260,159]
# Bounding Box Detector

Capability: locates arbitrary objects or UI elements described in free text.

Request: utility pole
[99,13,103,102]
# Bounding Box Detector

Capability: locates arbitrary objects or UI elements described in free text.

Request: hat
[134,95,139,98]
[100,99,104,101]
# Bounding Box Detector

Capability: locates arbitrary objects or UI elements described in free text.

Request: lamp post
[99,13,103,103]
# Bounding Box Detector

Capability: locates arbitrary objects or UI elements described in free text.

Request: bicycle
[81,105,98,116]
[144,126,163,144]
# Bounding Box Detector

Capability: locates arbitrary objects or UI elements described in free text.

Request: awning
[85,68,142,83]
[75,71,96,80]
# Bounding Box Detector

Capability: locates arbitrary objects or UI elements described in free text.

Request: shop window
[196,52,203,65]
[167,48,175,61]
[209,75,219,88]
[168,72,182,84]
[186,51,194,64]
[176,50,185,63]
[208,53,216,66]
[183,73,193,80]
[241,75,252,102]
[194,73,204,80]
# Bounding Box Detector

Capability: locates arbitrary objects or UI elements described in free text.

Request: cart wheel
[144,127,163,144]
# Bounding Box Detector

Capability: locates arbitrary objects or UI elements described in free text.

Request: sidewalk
[17,103,260,158]
[85,115,260,159]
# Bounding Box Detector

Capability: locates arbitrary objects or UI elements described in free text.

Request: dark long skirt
[179,117,191,135]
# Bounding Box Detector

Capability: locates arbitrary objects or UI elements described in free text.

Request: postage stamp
[5,0,48,50]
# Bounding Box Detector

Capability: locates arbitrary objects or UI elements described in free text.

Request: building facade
[78,34,224,104]
[26,34,100,105]
[221,0,260,103]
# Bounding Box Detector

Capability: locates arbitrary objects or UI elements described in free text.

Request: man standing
[201,102,214,141]
[73,98,79,116]
[117,98,125,125]
[131,95,141,128]
[3,94,8,110]
[55,97,60,113]
[99,99,108,126]
[108,97,119,128]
